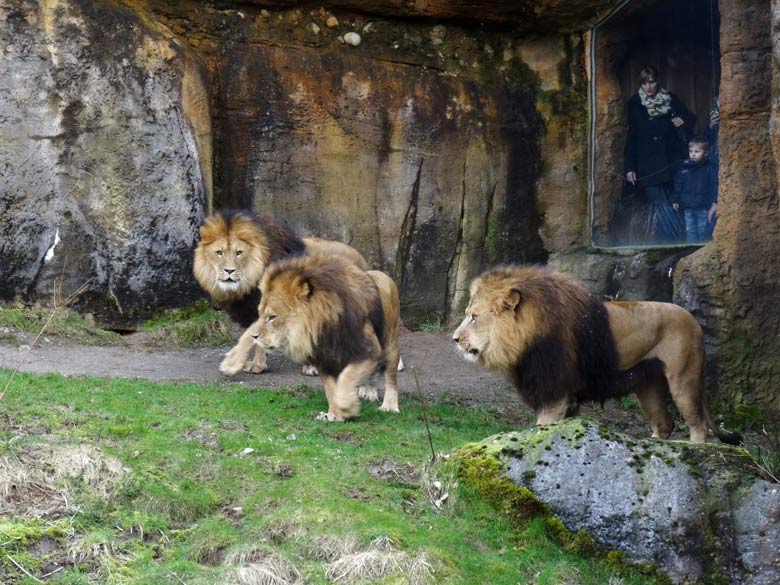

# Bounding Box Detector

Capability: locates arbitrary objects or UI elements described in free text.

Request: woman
[623,65,695,244]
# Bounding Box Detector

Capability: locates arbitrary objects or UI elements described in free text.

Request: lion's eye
[266,315,276,323]
[235,251,243,257]
[215,250,223,257]
[469,314,477,323]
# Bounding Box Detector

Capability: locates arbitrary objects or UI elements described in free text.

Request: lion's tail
[703,404,743,445]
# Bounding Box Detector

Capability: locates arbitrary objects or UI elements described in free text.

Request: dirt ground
[0,324,674,439]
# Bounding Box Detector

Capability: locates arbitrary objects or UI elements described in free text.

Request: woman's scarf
[639,87,672,118]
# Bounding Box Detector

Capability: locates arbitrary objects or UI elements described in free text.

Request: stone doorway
[589,0,720,248]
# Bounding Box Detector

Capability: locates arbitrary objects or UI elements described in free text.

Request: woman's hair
[639,66,660,85]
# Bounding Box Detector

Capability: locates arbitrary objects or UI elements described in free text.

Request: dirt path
[1,326,669,437]
[0,327,531,418]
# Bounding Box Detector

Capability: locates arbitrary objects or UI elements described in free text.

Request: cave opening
[589,0,720,248]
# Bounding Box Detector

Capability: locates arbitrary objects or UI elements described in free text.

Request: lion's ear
[296,277,313,300]
[503,288,522,312]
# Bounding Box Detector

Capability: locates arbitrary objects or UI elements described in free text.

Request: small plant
[140,300,234,347]
[417,318,443,333]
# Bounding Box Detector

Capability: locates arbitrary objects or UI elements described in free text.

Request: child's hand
[626,171,637,185]
[672,203,679,211]
[708,203,718,223]
[671,116,685,127]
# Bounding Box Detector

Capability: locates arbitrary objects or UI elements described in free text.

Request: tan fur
[194,212,367,374]
[453,266,734,443]
[222,254,401,421]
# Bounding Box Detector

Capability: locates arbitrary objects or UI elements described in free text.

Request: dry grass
[0,442,126,517]
[223,546,302,585]
[324,536,440,585]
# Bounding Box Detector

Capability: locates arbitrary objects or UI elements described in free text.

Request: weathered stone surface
[0,0,211,327]
[235,0,619,32]
[458,419,780,585]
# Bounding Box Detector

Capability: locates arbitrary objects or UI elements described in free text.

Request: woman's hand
[671,116,685,127]
[626,171,637,185]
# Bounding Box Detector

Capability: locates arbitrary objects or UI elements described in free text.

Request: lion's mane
[193,210,306,327]
[260,254,386,377]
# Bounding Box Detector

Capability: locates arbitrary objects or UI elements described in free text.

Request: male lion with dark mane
[193,210,366,374]
[452,265,741,444]
[220,254,402,421]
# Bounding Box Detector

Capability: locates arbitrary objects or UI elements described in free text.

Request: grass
[0,369,665,584]
[417,319,443,334]
[138,300,235,347]
[0,306,120,345]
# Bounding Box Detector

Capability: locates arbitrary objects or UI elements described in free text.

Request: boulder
[456,418,780,585]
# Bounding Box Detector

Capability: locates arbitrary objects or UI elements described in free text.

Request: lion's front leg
[316,375,346,422]
[220,325,257,376]
[243,346,268,374]
[535,397,574,426]
[325,360,377,420]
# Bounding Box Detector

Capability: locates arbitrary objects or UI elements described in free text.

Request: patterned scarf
[639,87,672,118]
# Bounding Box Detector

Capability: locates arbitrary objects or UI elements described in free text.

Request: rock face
[0,0,210,326]
[457,419,780,585]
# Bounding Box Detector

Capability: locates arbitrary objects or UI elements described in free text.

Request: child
[672,138,718,244]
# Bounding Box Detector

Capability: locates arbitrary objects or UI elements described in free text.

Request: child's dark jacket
[672,158,718,209]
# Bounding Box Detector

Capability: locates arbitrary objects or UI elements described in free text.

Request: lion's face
[452,279,524,372]
[253,272,316,363]
[193,214,268,302]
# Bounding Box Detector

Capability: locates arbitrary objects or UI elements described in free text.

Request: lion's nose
[452,335,459,344]
[224,268,235,275]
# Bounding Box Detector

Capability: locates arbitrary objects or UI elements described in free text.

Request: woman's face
[641,77,659,97]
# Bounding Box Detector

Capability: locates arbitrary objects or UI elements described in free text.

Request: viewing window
[589,0,720,248]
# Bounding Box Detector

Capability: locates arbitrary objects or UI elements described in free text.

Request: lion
[452,265,741,445]
[219,253,402,421]
[193,210,367,374]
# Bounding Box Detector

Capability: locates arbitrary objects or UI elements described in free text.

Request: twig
[168,571,187,584]
[412,368,436,463]
[6,554,44,583]
[0,277,92,401]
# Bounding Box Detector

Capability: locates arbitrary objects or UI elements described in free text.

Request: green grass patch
[139,300,234,347]
[0,306,120,345]
[0,369,663,584]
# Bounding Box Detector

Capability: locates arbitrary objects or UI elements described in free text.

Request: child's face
[689,144,707,162]
[641,78,659,97]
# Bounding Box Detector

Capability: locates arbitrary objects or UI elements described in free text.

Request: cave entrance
[589,0,720,248]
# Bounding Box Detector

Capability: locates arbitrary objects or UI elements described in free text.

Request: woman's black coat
[623,93,696,188]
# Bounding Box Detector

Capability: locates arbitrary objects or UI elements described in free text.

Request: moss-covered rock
[455,418,780,585]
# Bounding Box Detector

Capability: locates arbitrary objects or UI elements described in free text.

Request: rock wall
[0,0,210,327]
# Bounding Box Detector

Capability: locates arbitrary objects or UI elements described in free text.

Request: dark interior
[592,0,720,247]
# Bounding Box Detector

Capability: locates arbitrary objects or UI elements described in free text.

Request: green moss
[456,448,547,526]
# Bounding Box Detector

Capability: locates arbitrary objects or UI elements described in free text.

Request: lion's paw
[357,385,379,402]
[243,362,268,374]
[315,411,344,422]
[378,404,400,413]
[301,364,319,376]
[220,353,245,376]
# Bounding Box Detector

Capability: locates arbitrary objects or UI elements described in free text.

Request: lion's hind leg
[667,372,708,443]
[379,347,400,413]
[634,380,675,439]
